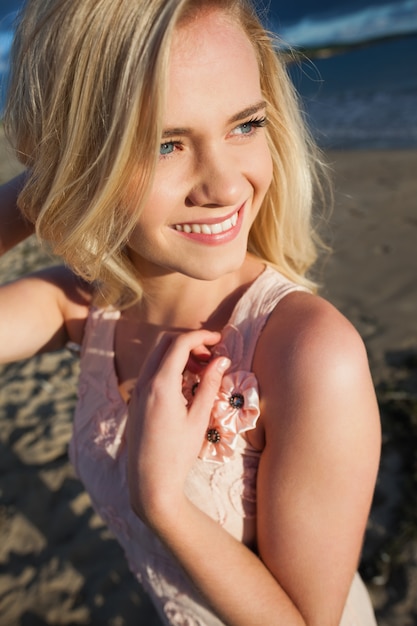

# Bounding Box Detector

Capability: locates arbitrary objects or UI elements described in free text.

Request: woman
[0,0,380,623]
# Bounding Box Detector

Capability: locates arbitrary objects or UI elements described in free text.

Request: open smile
[174,209,239,235]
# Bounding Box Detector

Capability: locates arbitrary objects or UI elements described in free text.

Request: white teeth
[175,211,238,235]
[210,223,223,234]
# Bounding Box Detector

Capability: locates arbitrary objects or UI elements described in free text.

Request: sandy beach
[1,126,416,625]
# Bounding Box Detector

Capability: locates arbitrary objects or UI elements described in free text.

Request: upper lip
[173,204,243,227]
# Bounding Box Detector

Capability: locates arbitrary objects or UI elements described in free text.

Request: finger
[186,343,216,373]
[154,329,222,385]
[189,355,231,416]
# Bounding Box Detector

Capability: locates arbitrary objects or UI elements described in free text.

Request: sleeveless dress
[69,266,377,626]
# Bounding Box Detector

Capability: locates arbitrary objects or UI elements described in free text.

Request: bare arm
[0,173,34,256]
[254,293,381,624]
[0,266,90,364]
[127,296,380,625]
[127,330,306,625]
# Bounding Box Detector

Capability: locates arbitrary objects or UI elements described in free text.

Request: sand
[1,127,417,625]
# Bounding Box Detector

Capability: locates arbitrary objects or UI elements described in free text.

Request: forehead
[172,9,256,64]
[166,10,261,118]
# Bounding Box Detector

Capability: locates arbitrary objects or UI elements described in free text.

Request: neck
[130,255,263,331]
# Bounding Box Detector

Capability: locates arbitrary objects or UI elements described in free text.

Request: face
[127,9,273,281]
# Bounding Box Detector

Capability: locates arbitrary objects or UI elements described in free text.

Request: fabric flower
[164,599,202,626]
[182,369,200,407]
[198,370,260,464]
[198,420,239,463]
[91,400,127,459]
[211,371,260,434]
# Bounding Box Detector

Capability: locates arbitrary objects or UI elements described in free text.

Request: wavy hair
[5,0,329,307]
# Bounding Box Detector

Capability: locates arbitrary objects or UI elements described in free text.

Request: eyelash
[235,116,268,135]
[159,115,268,158]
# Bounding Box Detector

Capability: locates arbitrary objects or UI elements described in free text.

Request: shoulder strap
[80,306,120,363]
[223,267,309,371]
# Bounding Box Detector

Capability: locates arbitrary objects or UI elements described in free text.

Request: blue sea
[1,0,416,148]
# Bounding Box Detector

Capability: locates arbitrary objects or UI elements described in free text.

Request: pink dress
[69,266,377,626]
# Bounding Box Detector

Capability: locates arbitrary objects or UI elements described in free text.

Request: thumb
[190,356,231,415]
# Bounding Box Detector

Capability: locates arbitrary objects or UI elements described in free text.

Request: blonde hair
[5,0,328,307]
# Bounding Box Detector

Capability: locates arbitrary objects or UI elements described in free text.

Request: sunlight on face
[128,9,273,281]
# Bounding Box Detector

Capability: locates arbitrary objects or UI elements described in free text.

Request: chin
[181,256,245,282]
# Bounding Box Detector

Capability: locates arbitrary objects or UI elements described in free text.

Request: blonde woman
[0,0,380,624]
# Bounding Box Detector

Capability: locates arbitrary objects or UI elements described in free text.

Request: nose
[186,148,243,208]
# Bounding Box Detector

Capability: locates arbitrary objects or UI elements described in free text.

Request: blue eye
[160,142,175,156]
[238,122,254,135]
[233,117,267,136]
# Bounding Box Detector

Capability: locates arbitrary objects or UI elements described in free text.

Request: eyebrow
[161,100,267,138]
[227,100,267,124]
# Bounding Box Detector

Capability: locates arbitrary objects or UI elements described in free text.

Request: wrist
[130,477,189,532]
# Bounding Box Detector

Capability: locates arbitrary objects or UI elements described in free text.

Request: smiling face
[127,8,273,281]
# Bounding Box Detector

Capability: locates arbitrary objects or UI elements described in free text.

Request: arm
[253,292,381,624]
[0,266,90,364]
[127,330,306,625]
[0,173,34,256]
[127,299,380,625]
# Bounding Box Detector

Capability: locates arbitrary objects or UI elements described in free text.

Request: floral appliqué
[182,368,260,464]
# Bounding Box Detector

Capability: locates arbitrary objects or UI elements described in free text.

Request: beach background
[1,1,417,624]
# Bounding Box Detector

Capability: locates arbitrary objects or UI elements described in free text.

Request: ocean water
[270,0,417,148]
[1,0,416,148]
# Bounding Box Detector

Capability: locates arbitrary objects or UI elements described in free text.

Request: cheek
[253,143,273,197]
[133,188,171,232]
[142,171,183,220]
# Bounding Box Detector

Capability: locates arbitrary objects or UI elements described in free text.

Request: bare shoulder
[17,260,90,306]
[0,265,92,363]
[31,265,92,323]
[254,290,370,393]
[252,289,380,442]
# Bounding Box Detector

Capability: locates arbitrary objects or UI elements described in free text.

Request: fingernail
[216,357,231,373]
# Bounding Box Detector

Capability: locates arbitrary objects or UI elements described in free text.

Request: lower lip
[173,205,245,245]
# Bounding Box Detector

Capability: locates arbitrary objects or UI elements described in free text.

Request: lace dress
[69,266,377,626]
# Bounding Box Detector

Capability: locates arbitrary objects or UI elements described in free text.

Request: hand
[127,329,230,528]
